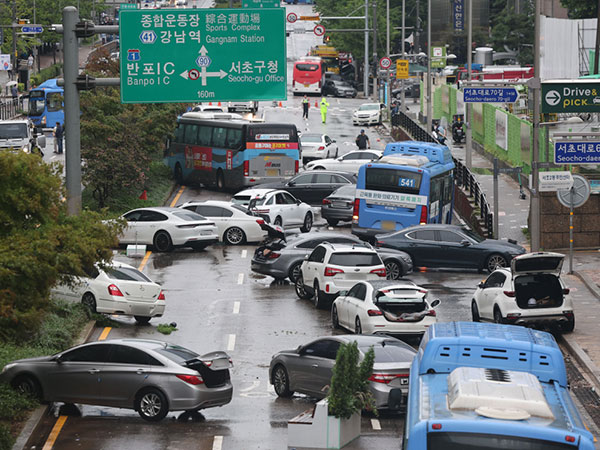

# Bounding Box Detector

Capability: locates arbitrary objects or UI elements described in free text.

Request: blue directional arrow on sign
[21,26,43,33]
[463,87,519,103]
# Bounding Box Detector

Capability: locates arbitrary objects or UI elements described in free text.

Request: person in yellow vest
[320,97,329,124]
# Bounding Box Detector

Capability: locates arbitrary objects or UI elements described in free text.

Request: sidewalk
[390,101,600,394]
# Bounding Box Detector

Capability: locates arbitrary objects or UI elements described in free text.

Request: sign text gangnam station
[119,9,286,103]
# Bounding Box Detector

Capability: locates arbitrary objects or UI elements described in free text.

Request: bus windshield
[28,91,45,116]
[295,63,319,71]
[365,167,422,194]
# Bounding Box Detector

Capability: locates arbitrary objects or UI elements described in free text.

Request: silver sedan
[0,339,233,422]
[269,335,416,411]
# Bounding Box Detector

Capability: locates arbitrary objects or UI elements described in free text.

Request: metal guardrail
[391,111,494,238]
[0,97,24,120]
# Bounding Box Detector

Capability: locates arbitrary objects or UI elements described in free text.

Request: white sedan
[179,200,267,245]
[352,103,382,126]
[51,261,165,324]
[305,150,382,174]
[299,133,338,163]
[231,188,313,232]
[332,280,440,336]
[118,207,218,252]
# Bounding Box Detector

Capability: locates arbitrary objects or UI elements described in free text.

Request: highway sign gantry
[542,81,600,114]
[242,0,280,8]
[463,87,519,103]
[119,8,286,103]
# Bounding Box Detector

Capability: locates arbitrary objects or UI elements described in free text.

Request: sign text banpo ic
[119,9,286,103]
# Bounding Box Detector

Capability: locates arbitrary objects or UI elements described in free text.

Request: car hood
[9,355,54,365]
[477,239,526,254]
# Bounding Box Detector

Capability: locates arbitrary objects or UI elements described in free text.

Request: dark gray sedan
[375,224,527,272]
[321,184,355,227]
[251,231,413,282]
[0,339,233,422]
[269,335,416,410]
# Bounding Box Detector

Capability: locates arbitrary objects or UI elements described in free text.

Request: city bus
[351,141,455,242]
[164,113,300,190]
[28,78,64,129]
[404,321,595,450]
[292,57,325,96]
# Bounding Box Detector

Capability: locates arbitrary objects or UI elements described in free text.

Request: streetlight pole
[401,0,406,112]
[531,0,541,251]
[426,0,432,133]
[364,0,369,98]
[12,0,17,79]
[465,0,472,168]
[372,0,377,101]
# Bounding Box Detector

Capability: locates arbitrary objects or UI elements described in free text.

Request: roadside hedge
[29,63,63,89]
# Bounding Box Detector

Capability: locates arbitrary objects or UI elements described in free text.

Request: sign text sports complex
[119,9,286,103]
[542,81,600,114]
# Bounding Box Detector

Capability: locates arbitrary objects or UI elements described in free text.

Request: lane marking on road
[233,301,240,314]
[240,380,260,392]
[212,435,224,450]
[227,334,236,351]
[41,415,68,450]
[241,249,247,258]
[98,327,112,341]
[237,273,244,284]
[169,186,186,207]
[138,251,152,271]
[371,418,381,430]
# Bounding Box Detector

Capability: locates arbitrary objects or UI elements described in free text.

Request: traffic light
[323,35,330,44]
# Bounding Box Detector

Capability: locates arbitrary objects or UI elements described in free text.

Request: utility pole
[400,0,406,112]
[386,0,390,114]
[415,0,420,52]
[364,0,369,98]
[372,0,377,101]
[426,0,432,132]
[531,0,541,251]
[11,0,17,78]
[465,0,472,168]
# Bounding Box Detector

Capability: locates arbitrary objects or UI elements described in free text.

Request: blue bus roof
[383,141,454,165]
[34,78,62,92]
[417,322,567,386]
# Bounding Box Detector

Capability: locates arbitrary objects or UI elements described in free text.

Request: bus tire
[174,163,184,185]
[216,170,225,191]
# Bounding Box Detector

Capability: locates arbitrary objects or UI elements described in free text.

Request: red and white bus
[457,66,534,83]
[292,57,325,95]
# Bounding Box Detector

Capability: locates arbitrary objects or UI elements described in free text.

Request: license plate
[201,230,213,235]
[304,83,310,87]
[266,169,279,177]
[332,201,347,209]
[382,221,396,231]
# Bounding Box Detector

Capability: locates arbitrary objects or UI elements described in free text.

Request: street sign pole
[569,189,574,274]
[531,0,541,252]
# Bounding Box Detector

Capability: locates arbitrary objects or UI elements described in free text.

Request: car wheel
[562,316,575,333]
[295,274,312,300]
[334,149,338,158]
[355,317,362,334]
[300,212,313,233]
[153,231,173,252]
[313,281,327,309]
[471,301,481,322]
[174,163,184,185]
[216,170,225,191]
[274,216,283,227]
[224,227,246,245]
[12,374,42,399]
[135,316,151,325]
[326,219,339,227]
[288,262,302,283]
[136,388,169,422]
[486,253,508,272]
[272,365,294,397]
[82,292,97,313]
[384,260,403,280]
[493,306,505,324]
[332,305,341,329]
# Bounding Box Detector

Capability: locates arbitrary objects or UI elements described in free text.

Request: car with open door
[471,252,574,332]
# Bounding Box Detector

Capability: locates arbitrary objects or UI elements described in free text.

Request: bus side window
[47,92,63,112]
[184,124,198,145]
[174,125,184,144]
[227,128,242,149]
[213,127,227,148]
[443,175,453,205]
[198,126,212,146]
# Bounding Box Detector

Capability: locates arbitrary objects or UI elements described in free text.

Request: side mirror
[287,180,296,187]
[332,139,336,143]
[303,255,309,260]
[37,135,46,149]
[430,299,441,308]
[296,198,301,205]
[478,281,485,289]
[460,240,470,246]
[54,355,64,364]
[337,157,343,161]
[339,290,348,296]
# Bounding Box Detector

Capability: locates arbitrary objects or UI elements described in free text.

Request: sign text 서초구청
[554,141,600,164]
[119,9,286,103]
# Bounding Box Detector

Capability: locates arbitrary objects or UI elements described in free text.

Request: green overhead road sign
[119,8,286,103]
[542,81,600,113]
[242,0,280,8]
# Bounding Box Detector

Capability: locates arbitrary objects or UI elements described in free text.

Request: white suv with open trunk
[295,243,387,309]
[471,252,574,332]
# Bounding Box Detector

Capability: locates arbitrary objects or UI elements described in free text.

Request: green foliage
[80,50,187,210]
[0,152,121,340]
[157,323,178,335]
[30,64,63,88]
[327,341,376,419]
[0,423,14,450]
[560,0,597,18]
[489,0,534,65]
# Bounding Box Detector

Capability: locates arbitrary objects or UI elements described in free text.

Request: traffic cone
[314,101,318,107]
[278,101,283,107]
[209,101,213,105]
[218,101,222,106]
[139,190,147,201]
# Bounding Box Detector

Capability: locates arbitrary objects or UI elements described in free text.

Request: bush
[0,424,13,450]
[29,64,63,88]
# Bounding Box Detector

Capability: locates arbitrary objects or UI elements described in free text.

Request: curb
[573,270,600,301]
[11,320,97,450]
[561,334,600,392]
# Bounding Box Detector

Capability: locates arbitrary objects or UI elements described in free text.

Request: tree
[560,0,597,18]
[80,49,187,209]
[489,0,534,65]
[0,152,121,341]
